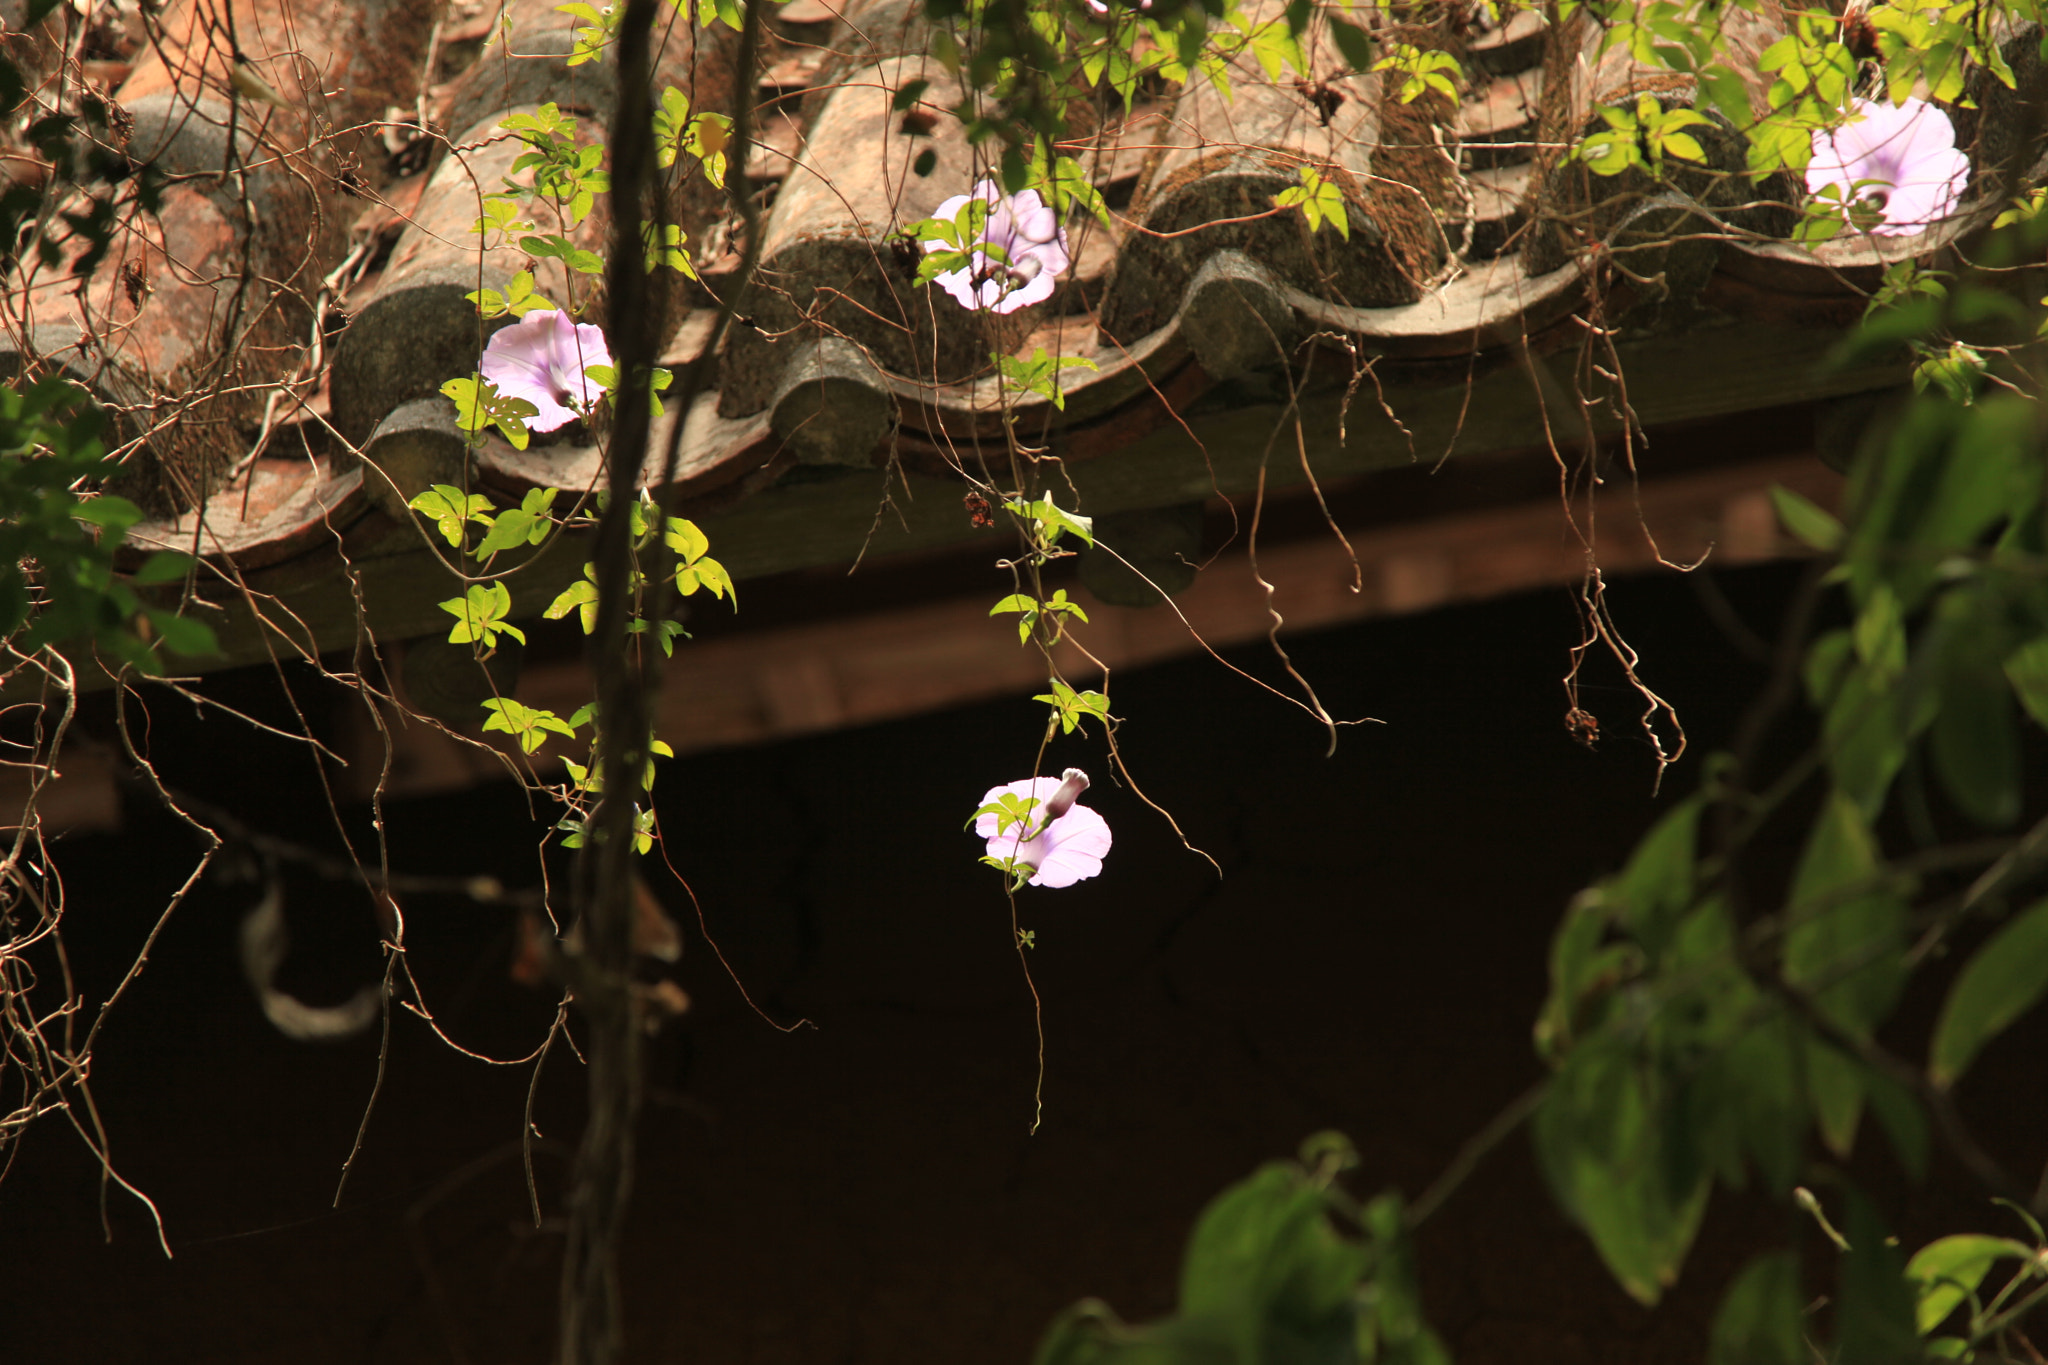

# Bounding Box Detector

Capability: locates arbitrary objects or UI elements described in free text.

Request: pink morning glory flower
[923,180,1072,314]
[1807,96,1970,237]
[478,308,613,431]
[973,768,1111,888]
[1083,0,1152,13]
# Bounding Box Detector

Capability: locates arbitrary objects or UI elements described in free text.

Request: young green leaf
[1034,677,1113,734]
[2004,636,2048,729]
[1004,494,1094,548]
[1273,164,1350,239]
[652,84,692,166]
[544,567,601,635]
[72,493,143,539]
[1327,16,1374,72]
[664,516,710,562]
[1535,1032,1711,1306]
[472,508,540,560]
[440,580,526,650]
[409,485,498,547]
[995,347,1098,410]
[1929,654,2021,829]
[1370,42,1462,104]
[481,697,575,753]
[1904,1234,2034,1335]
[441,375,538,449]
[683,111,732,187]
[674,555,734,603]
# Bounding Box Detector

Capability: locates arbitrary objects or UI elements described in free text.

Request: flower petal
[1897,100,1958,160]
[479,343,551,396]
[935,266,974,309]
[924,193,974,254]
[973,777,1059,839]
[991,269,1056,313]
[973,776,1111,887]
[547,313,613,410]
[1807,97,1968,237]
[1014,204,1059,245]
[924,183,1072,312]
[480,309,609,431]
[1029,805,1112,887]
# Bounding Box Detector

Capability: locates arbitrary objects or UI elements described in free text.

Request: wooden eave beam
[40,316,1896,693]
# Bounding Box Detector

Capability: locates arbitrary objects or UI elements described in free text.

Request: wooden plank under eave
[1038,317,1899,517]
[325,451,1839,803]
[675,453,1840,752]
[22,318,1898,692]
[0,745,122,835]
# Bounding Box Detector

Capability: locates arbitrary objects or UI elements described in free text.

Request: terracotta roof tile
[3,0,2042,677]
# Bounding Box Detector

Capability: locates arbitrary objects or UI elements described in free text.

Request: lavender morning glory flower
[923,180,1072,314]
[478,308,613,431]
[1807,96,1970,237]
[974,768,1112,888]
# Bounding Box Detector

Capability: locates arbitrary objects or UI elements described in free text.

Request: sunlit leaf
[1905,1234,2033,1335]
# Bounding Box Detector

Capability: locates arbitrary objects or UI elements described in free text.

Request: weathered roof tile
[6,0,2041,674]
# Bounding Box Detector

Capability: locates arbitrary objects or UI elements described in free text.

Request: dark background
[4,559,2042,1364]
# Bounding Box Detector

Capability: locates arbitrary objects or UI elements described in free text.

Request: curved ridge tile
[718,0,994,419]
[1949,20,2048,201]
[3,93,336,515]
[118,0,427,135]
[1277,252,1586,358]
[331,3,732,447]
[3,0,431,517]
[1177,250,1298,380]
[1466,6,1547,78]
[329,108,589,448]
[884,317,1191,440]
[1456,65,1542,170]
[1522,4,1796,317]
[476,389,782,503]
[1708,73,2048,327]
[443,0,622,136]
[1098,0,1450,344]
[1706,189,2017,327]
[50,0,429,514]
[771,334,896,466]
[886,344,1212,479]
[123,457,366,572]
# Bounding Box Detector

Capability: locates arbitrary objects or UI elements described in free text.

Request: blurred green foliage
[0,377,213,674]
